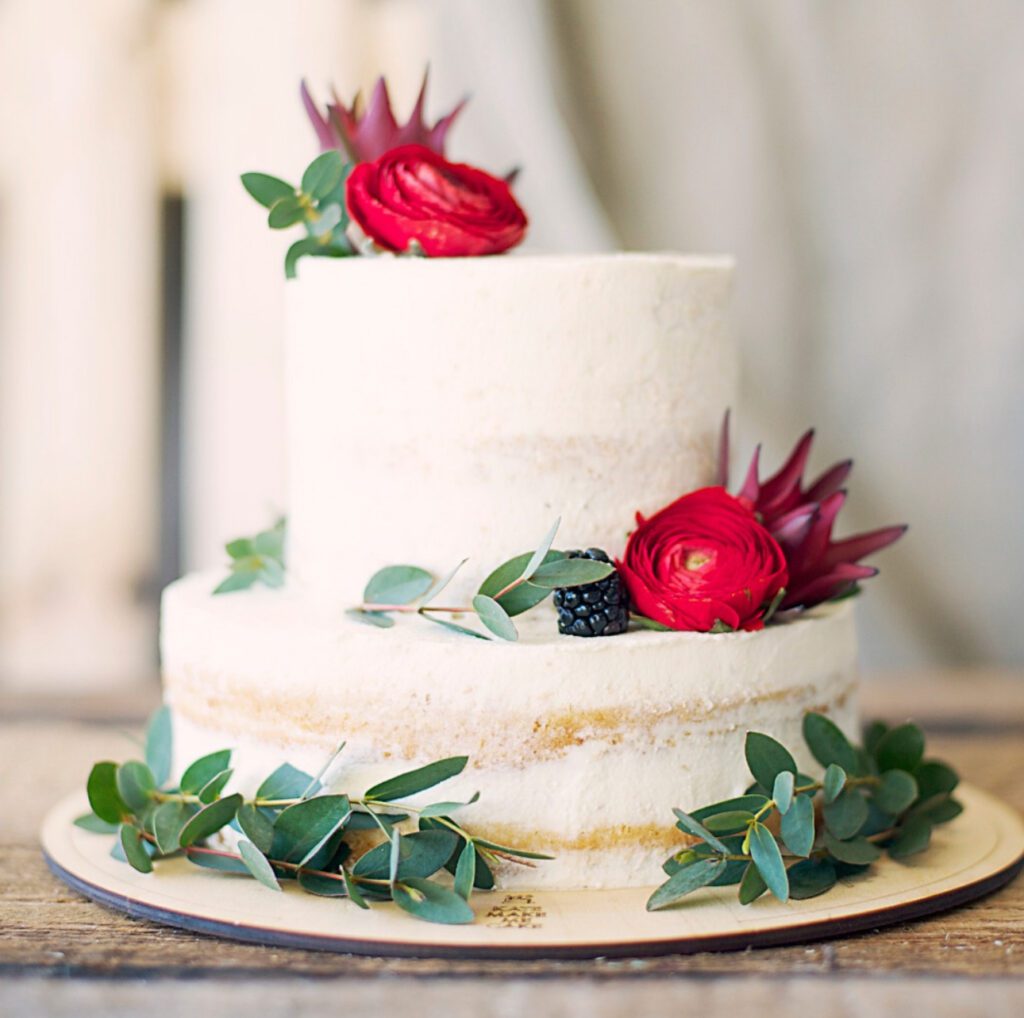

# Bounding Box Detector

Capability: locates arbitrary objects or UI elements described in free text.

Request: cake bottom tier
[161,572,860,889]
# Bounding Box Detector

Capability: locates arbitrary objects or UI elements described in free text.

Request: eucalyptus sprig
[242,151,356,278]
[648,713,962,911]
[76,707,550,926]
[213,517,287,595]
[346,517,615,641]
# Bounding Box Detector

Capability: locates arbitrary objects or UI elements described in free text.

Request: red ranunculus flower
[345,144,527,257]
[618,487,788,633]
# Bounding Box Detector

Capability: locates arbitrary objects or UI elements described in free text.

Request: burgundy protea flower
[717,412,906,611]
[300,71,467,163]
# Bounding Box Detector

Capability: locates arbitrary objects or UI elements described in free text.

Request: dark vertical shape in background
[159,194,186,599]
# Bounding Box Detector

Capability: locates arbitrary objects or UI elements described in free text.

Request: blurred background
[0,0,1021,694]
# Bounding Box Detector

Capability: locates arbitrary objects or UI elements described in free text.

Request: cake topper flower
[241,71,527,276]
[717,413,907,611]
[301,72,466,162]
[346,145,527,257]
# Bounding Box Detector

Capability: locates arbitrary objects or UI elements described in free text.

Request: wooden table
[2,674,1022,1016]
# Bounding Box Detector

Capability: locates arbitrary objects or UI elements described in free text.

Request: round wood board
[42,784,1023,960]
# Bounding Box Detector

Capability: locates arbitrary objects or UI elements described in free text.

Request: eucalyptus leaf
[301,150,345,200]
[258,558,285,589]
[238,839,281,891]
[703,810,756,835]
[914,760,959,799]
[213,570,258,595]
[863,719,889,755]
[672,808,730,854]
[363,565,434,606]
[472,594,518,641]
[744,732,797,792]
[297,871,350,897]
[178,793,243,847]
[241,172,295,208]
[419,792,481,817]
[823,832,882,865]
[119,824,153,873]
[469,838,554,861]
[186,850,250,874]
[823,763,847,804]
[393,878,475,925]
[152,800,191,854]
[919,796,963,824]
[267,194,307,229]
[365,756,468,802]
[144,707,173,787]
[420,558,468,605]
[226,537,254,559]
[782,790,815,852]
[748,822,789,901]
[344,870,370,908]
[420,613,490,639]
[823,788,869,840]
[284,236,324,279]
[646,857,727,911]
[529,557,614,588]
[803,713,859,772]
[271,794,351,862]
[875,723,925,774]
[74,812,119,834]
[454,841,477,900]
[692,795,770,822]
[873,769,918,815]
[197,768,234,804]
[309,202,343,238]
[257,762,319,801]
[889,816,933,859]
[738,862,768,905]
[788,858,838,899]
[478,550,563,616]
[521,518,561,582]
[346,608,396,629]
[116,761,156,814]
[180,749,232,795]
[773,770,795,814]
[237,802,275,854]
[87,761,129,824]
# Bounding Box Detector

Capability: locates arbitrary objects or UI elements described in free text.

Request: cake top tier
[285,252,737,606]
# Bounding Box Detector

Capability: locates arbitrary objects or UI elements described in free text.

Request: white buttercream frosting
[285,253,737,606]
[162,572,859,889]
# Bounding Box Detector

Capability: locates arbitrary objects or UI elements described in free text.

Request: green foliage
[744,732,797,792]
[363,565,434,605]
[79,708,546,926]
[144,707,173,787]
[351,518,622,638]
[649,712,962,912]
[241,152,355,278]
[213,518,287,596]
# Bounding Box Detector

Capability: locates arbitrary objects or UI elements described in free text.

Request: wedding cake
[160,75,901,892]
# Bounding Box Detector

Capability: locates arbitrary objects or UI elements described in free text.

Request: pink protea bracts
[717,413,906,611]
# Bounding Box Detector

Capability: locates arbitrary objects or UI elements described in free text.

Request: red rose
[618,487,788,633]
[345,144,527,257]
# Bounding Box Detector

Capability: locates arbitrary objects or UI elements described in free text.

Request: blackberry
[553,548,630,637]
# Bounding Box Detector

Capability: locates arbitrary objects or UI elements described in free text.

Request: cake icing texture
[162,572,858,889]
[162,251,863,890]
[286,253,737,605]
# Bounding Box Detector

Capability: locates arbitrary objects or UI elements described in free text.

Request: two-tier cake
[161,253,860,889]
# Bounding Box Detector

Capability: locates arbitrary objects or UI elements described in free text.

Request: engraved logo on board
[485,893,546,929]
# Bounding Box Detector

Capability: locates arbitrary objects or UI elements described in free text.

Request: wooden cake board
[42,784,1023,960]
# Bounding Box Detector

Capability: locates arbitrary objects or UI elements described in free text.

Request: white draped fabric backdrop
[0,0,1020,690]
